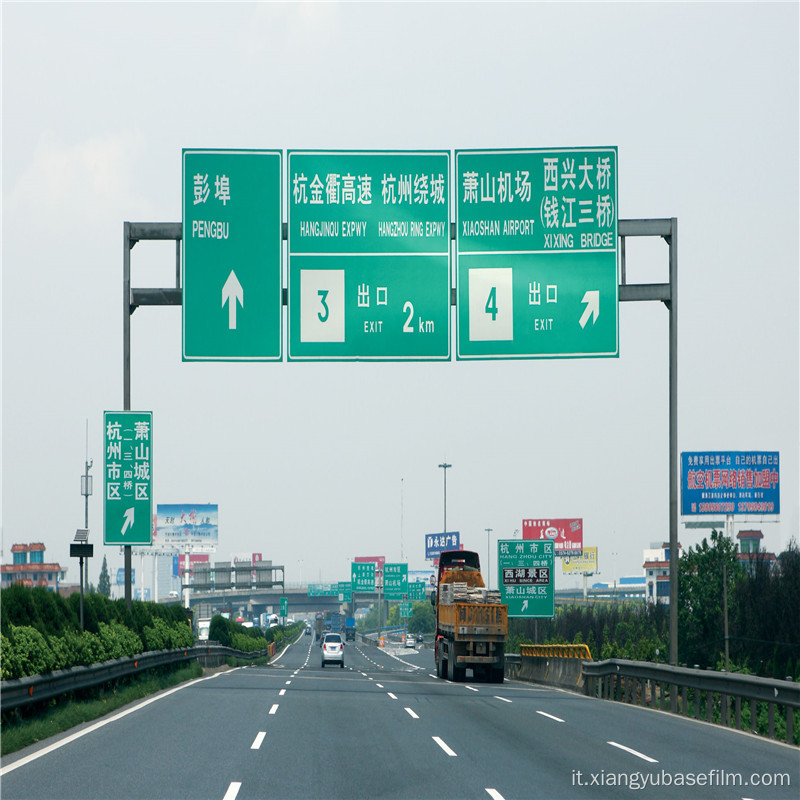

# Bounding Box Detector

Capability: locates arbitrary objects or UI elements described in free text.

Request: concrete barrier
[515,644,591,690]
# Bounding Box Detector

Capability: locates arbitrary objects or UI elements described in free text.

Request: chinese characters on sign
[104,411,153,546]
[383,563,408,599]
[351,561,376,592]
[288,151,451,360]
[425,532,461,560]
[456,148,619,359]
[182,149,283,361]
[681,451,780,515]
[497,539,555,618]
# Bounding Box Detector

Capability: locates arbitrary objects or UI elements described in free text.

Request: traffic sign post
[280,596,288,618]
[104,411,153,546]
[408,581,426,601]
[351,561,376,592]
[497,539,555,618]
[182,149,282,360]
[399,601,412,618]
[287,151,451,360]
[383,563,408,600]
[338,581,353,602]
[456,148,619,359]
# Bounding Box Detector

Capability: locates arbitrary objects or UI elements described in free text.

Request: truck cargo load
[432,550,507,683]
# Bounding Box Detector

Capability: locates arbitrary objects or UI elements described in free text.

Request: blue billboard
[681,451,780,515]
[425,532,460,560]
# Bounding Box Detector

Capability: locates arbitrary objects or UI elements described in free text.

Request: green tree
[678,529,742,669]
[98,555,111,598]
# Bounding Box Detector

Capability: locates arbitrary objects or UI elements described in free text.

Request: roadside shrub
[5,626,54,679]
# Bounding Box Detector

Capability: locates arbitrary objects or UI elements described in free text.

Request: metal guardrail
[582,658,799,745]
[0,644,274,714]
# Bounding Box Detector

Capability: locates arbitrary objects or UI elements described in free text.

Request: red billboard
[522,518,583,557]
[354,556,385,576]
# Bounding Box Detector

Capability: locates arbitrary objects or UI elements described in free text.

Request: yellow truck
[432,550,508,683]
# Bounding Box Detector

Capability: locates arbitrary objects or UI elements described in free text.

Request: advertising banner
[681,451,780,515]
[522,518,583,557]
[561,547,598,574]
[425,532,460,560]
[155,504,219,552]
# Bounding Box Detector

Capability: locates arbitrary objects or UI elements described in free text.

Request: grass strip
[1,662,203,757]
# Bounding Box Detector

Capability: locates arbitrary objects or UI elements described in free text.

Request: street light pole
[438,463,451,538]
[485,528,493,590]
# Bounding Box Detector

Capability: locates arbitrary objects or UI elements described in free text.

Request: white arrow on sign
[222,270,244,330]
[521,600,529,612]
[579,290,600,328]
[121,507,134,536]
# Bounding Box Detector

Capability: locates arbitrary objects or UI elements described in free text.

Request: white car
[321,633,344,668]
[405,634,416,648]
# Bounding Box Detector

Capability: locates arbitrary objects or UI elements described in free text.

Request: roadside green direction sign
[338,581,353,602]
[351,561,376,592]
[104,411,153,546]
[307,583,339,597]
[456,148,619,359]
[280,597,288,617]
[497,539,555,618]
[287,151,451,360]
[182,149,282,361]
[383,563,408,599]
[408,580,426,601]
[399,602,413,618]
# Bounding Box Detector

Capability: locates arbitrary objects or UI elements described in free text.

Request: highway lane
[2,634,798,799]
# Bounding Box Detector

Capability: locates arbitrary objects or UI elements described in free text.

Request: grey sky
[2,2,798,593]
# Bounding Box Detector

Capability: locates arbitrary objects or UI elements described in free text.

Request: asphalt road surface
[2,634,798,799]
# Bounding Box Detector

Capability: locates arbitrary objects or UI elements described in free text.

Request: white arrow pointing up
[222,270,244,330]
[579,290,600,328]
[121,507,134,536]
[521,600,529,612]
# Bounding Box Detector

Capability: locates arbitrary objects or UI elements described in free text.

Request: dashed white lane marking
[495,696,512,703]
[222,782,241,800]
[387,692,398,700]
[536,710,562,721]
[269,704,279,715]
[279,689,286,696]
[429,673,437,679]
[432,736,457,757]
[251,731,267,750]
[486,790,506,800]
[285,680,291,685]
[405,707,419,719]
[466,685,479,692]
[608,741,658,763]
[376,683,384,688]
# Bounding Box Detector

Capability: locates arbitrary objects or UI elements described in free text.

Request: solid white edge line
[405,707,419,719]
[486,790,506,800]
[432,736,457,757]
[0,672,224,776]
[269,704,279,715]
[251,731,267,750]
[536,710,563,722]
[223,781,242,800]
[607,741,659,763]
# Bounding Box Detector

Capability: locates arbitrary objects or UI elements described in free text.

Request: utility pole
[485,528,493,590]
[438,463,451,538]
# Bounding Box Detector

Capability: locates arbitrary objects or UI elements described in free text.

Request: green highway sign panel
[183,149,282,361]
[399,602,413,618]
[307,583,339,597]
[383,563,408,599]
[408,580,426,601]
[280,597,288,617]
[104,411,153,546]
[497,539,555,618]
[287,151,451,360]
[338,581,353,602]
[351,561,376,592]
[456,148,619,359]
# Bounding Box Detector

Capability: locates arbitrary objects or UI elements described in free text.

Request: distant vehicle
[168,590,179,598]
[405,633,416,648]
[416,633,424,643]
[345,617,356,641]
[304,626,312,636]
[321,633,344,668]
